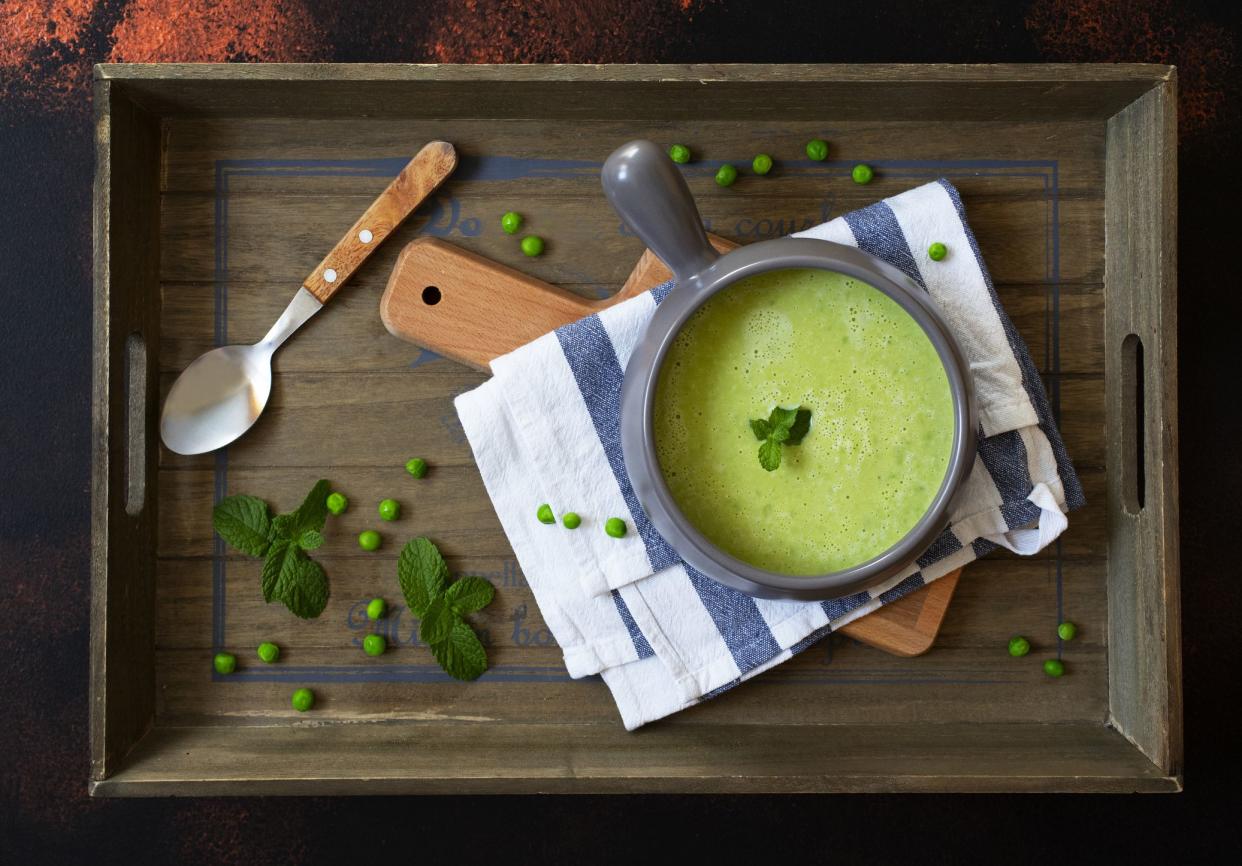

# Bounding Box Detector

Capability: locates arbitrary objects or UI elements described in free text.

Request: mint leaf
[297,529,324,551]
[419,596,456,645]
[445,576,495,615]
[430,621,488,681]
[768,405,799,433]
[277,557,329,620]
[271,479,331,541]
[259,539,328,618]
[785,408,812,446]
[769,424,790,444]
[758,438,782,472]
[397,537,449,618]
[213,495,272,557]
[749,418,772,441]
[260,540,297,603]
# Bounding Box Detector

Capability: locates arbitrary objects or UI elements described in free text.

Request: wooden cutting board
[380,235,962,657]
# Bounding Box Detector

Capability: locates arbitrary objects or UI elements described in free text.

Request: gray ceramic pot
[601,140,978,601]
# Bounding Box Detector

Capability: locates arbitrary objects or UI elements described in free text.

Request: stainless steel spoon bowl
[160,140,458,455]
[601,140,977,601]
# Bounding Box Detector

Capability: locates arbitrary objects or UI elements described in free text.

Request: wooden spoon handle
[303,141,458,303]
[380,235,737,371]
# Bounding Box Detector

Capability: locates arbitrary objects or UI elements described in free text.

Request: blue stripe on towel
[555,315,681,573]
[936,179,1084,510]
[685,565,783,674]
[976,428,1033,514]
[822,590,873,622]
[917,527,963,569]
[610,590,655,659]
[878,572,926,604]
[843,201,925,288]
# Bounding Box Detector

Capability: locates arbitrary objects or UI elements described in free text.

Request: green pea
[366,597,386,620]
[501,211,522,234]
[378,498,400,521]
[928,242,948,261]
[668,144,691,164]
[752,153,774,175]
[358,530,381,551]
[521,235,545,257]
[604,517,627,538]
[363,633,387,657]
[1007,636,1030,658]
[851,163,874,184]
[536,503,555,524]
[257,642,280,664]
[326,492,348,515]
[291,687,315,712]
[405,457,428,479]
[213,652,237,675]
[1057,621,1078,641]
[714,164,738,187]
[562,512,581,530]
[805,139,829,161]
[1043,658,1065,678]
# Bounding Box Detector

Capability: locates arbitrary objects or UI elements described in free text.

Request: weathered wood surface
[91,65,1182,794]
[1104,74,1182,774]
[91,721,1177,796]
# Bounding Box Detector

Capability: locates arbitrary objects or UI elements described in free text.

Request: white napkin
[455,179,1084,729]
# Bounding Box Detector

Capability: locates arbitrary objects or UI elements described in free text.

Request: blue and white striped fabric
[455,179,1084,729]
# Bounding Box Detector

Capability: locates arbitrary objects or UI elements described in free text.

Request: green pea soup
[653,267,955,575]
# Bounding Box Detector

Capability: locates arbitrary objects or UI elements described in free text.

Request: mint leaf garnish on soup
[749,406,812,472]
[212,478,332,619]
[397,536,495,681]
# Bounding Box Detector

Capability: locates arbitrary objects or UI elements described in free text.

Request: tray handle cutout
[124,331,147,517]
[1121,333,1145,514]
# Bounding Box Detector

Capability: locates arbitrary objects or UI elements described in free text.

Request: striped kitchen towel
[455,179,1084,729]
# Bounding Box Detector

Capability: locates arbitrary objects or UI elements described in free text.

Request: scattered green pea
[366,597,386,620]
[604,517,627,538]
[1043,658,1065,678]
[501,211,522,234]
[668,144,691,164]
[536,503,555,524]
[257,642,280,664]
[520,235,545,257]
[326,492,348,515]
[405,457,428,479]
[363,633,387,657]
[1057,621,1078,641]
[291,687,315,712]
[213,652,237,675]
[714,164,738,187]
[562,512,582,530]
[1008,636,1031,658]
[358,530,381,551]
[928,242,948,261]
[752,153,773,175]
[805,138,829,161]
[851,163,874,185]
[378,498,400,521]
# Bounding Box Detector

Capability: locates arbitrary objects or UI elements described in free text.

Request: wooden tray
[91,64,1181,794]
[378,234,964,657]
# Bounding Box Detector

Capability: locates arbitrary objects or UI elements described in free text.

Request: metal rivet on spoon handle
[159,141,458,455]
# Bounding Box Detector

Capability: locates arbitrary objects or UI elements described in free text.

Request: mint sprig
[212,478,332,619]
[397,537,496,681]
[750,406,812,471]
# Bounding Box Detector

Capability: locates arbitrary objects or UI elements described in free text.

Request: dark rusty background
[2,0,1239,861]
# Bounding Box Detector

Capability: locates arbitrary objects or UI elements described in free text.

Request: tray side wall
[1104,76,1182,774]
[90,81,163,781]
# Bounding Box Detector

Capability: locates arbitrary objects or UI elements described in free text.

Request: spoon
[160,140,458,455]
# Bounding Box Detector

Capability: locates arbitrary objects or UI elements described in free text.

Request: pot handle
[601,140,720,283]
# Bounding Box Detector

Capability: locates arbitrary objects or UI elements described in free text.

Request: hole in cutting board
[422,285,442,306]
[1121,333,1145,514]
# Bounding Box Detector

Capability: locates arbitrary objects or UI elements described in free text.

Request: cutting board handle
[380,235,737,371]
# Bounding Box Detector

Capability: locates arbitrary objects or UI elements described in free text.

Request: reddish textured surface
[1027,0,1236,136]
[110,0,328,63]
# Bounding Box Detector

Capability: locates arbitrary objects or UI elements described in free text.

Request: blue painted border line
[212,155,1062,684]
